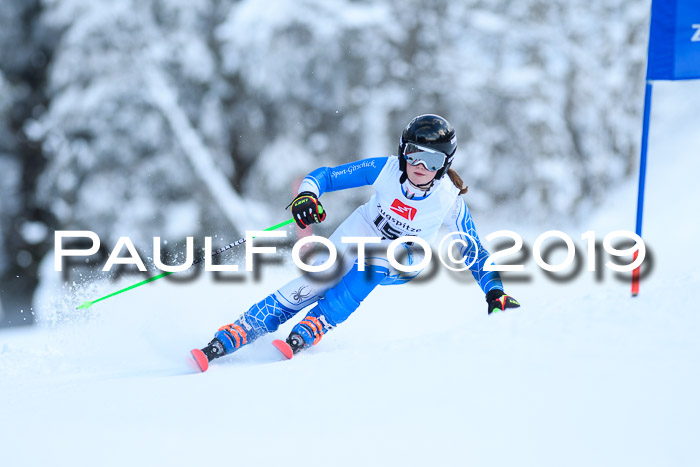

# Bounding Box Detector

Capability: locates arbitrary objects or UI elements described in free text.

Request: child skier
[191,114,520,371]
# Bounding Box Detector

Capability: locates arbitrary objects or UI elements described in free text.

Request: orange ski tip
[191,348,209,372]
[272,339,294,360]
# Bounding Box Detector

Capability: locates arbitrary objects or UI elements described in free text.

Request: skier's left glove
[486,289,520,315]
[287,191,326,229]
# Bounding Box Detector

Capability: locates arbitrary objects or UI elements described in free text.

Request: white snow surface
[2,81,700,466]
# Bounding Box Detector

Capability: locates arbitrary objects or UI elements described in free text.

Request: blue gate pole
[632,80,653,297]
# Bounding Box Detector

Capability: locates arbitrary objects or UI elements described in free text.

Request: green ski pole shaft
[76,218,296,310]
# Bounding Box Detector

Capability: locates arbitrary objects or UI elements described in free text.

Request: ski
[191,348,209,372]
[272,339,294,360]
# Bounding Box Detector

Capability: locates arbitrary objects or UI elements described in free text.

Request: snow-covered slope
[1,80,699,467]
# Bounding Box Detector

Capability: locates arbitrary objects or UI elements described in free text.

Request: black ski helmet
[398,114,457,183]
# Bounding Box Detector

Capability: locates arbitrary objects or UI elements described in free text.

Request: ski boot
[286,332,308,354]
[190,338,225,372]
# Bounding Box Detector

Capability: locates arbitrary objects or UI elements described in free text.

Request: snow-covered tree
[0,0,56,325]
[33,0,268,255]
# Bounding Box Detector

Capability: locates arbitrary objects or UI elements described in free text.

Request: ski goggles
[403,143,448,171]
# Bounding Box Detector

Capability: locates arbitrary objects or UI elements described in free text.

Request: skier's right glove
[486,289,520,315]
[287,191,326,229]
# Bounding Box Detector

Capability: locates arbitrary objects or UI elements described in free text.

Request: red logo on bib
[390,199,417,220]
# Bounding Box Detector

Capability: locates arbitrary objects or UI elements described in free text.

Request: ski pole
[76,218,296,310]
